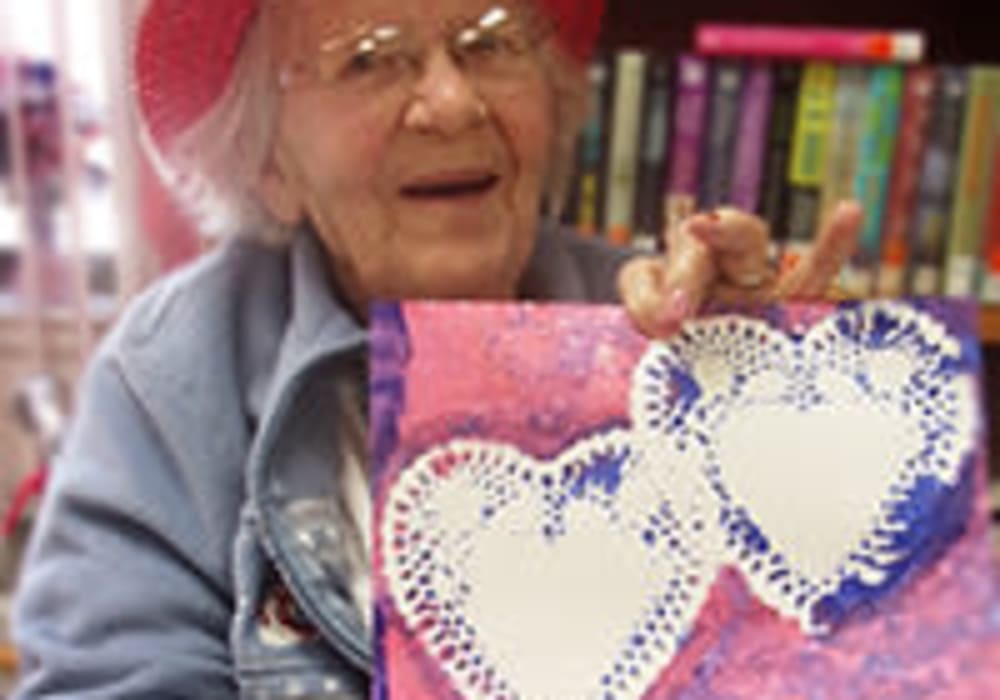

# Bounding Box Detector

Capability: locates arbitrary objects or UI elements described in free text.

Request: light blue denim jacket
[11,225,634,698]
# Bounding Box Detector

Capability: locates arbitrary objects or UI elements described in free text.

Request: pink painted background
[372,300,1000,700]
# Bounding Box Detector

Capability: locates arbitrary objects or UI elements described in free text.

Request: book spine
[907,66,969,296]
[604,50,647,246]
[784,62,838,263]
[978,136,1000,302]
[944,67,1000,297]
[819,65,869,222]
[758,61,803,255]
[665,54,711,236]
[695,24,926,63]
[574,55,613,236]
[728,62,774,214]
[876,65,936,297]
[699,59,745,209]
[842,65,904,297]
[632,54,672,251]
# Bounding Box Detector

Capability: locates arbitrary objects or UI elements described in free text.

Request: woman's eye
[469,33,502,53]
[462,31,510,57]
[343,49,379,76]
[459,24,532,65]
[338,36,408,81]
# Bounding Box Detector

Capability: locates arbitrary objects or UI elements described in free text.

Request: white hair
[153,10,590,244]
[155,13,286,242]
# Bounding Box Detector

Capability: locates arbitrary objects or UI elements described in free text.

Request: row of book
[562,41,1000,302]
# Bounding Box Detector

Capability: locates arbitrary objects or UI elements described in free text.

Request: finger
[662,218,716,320]
[618,257,676,338]
[618,257,701,338]
[687,208,771,287]
[776,200,864,299]
[619,223,713,338]
[709,271,780,305]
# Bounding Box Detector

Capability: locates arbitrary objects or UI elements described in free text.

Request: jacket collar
[265,228,368,402]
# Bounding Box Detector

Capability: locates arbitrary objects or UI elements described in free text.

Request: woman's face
[258,0,556,313]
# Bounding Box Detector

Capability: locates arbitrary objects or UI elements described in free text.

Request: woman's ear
[254,149,304,225]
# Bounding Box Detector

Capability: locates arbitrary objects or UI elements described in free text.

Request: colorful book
[907,66,970,297]
[820,65,869,223]
[665,54,711,240]
[978,136,1000,302]
[783,62,838,264]
[944,66,1000,298]
[842,65,905,297]
[876,66,936,297]
[695,24,926,64]
[699,59,745,209]
[632,54,673,251]
[758,62,803,256]
[604,50,648,246]
[573,54,613,237]
[728,62,774,214]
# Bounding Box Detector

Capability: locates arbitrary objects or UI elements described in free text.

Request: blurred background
[0,1,208,689]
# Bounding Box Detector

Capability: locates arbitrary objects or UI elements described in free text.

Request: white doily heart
[380,430,719,700]
[633,302,979,634]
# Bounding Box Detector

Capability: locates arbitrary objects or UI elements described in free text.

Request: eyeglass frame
[273,2,558,103]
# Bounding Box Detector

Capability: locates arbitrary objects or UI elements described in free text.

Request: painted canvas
[370,299,1000,700]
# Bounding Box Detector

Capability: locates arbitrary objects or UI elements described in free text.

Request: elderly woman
[11,0,860,697]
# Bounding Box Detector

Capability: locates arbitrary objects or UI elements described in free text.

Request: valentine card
[370,299,1000,700]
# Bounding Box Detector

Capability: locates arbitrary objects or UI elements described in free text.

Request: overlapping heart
[379,302,979,699]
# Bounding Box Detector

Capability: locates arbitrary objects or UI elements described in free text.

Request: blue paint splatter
[369,302,411,476]
[373,604,389,700]
[812,456,975,631]
[669,367,702,419]
[369,302,412,366]
[722,508,771,556]
[865,308,902,349]
[570,450,628,498]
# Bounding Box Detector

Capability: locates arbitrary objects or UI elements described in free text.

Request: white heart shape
[380,430,719,700]
[633,302,979,634]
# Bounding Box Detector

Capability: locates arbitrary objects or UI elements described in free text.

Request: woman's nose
[402,48,488,136]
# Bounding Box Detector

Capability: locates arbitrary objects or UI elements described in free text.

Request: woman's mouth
[400,172,501,200]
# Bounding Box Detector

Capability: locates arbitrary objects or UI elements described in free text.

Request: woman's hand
[619,200,864,338]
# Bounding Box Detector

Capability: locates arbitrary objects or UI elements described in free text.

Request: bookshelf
[593,0,1000,339]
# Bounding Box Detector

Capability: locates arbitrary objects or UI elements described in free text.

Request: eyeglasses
[277,4,554,100]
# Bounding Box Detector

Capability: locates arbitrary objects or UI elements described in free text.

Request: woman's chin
[410,276,516,301]
[396,268,517,301]
[400,248,525,301]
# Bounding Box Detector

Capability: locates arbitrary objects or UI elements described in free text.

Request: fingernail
[707,210,722,222]
[836,200,863,220]
[655,288,692,329]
